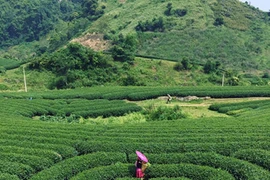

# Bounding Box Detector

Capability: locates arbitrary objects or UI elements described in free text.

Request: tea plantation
[1,86,270,179]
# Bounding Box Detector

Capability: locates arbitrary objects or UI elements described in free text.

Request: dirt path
[135,97,270,119]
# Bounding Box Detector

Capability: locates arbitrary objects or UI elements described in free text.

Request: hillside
[0,0,270,90]
[84,0,270,70]
[1,0,270,67]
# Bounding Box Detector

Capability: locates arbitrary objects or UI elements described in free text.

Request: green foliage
[0,161,34,180]
[0,98,142,122]
[3,86,270,101]
[111,34,138,63]
[209,99,270,117]
[174,8,187,17]
[71,163,132,180]
[181,57,192,70]
[0,173,19,180]
[262,72,270,78]
[203,60,221,74]
[164,2,187,17]
[144,105,187,121]
[0,0,104,53]
[0,1,71,47]
[89,0,269,71]
[29,43,118,89]
[0,84,8,91]
[164,2,173,16]
[82,0,104,19]
[0,58,22,70]
[214,17,224,26]
[136,27,262,70]
[135,17,165,32]
[173,61,183,72]
[146,164,234,179]
[30,152,127,180]
[40,114,78,123]
[2,87,270,178]
[146,152,270,179]
[233,149,270,171]
[0,152,54,172]
[121,75,139,86]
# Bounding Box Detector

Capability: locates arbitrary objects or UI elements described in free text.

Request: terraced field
[1,86,270,179]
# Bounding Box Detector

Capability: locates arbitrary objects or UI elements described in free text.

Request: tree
[165,2,173,16]
[175,9,187,17]
[228,76,240,86]
[111,34,138,63]
[214,17,224,26]
[203,60,220,74]
[82,0,104,19]
[181,57,191,70]
[135,17,164,32]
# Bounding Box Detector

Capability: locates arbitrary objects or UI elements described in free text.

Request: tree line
[0,0,103,49]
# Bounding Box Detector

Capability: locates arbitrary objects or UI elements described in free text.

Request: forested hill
[0,0,104,51]
[1,0,270,90]
[1,0,270,70]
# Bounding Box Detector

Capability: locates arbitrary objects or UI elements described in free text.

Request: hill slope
[0,0,270,90]
[82,0,270,70]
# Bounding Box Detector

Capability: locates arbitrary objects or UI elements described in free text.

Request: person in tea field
[135,150,150,179]
[166,94,172,104]
[135,157,146,179]
[135,157,150,179]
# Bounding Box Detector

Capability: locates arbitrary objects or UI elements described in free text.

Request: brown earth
[119,0,126,3]
[71,33,110,51]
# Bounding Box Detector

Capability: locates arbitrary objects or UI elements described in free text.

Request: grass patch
[82,112,146,125]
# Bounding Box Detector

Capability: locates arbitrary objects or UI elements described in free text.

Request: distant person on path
[166,94,172,104]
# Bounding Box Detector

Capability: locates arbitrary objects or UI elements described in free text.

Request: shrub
[0,66,5,73]
[175,9,187,17]
[173,61,183,71]
[0,84,8,90]
[164,2,173,16]
[135,17,165,32]
[262,72,270,78]
[0,173,19,180]
[214,17,224,26]
[144,105,187,121]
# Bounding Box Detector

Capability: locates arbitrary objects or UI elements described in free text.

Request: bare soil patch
[71,33,110,51]
[119,0,126,3]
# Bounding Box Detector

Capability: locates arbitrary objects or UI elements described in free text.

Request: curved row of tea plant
[1,86,270,100]
[1,88,270,179]
[70,163,234,180]
[209,99,270,114]
[30,150,270,180]
[0,152,53,172]
[0,160,34,179]
[0,173,20,180]
[233,149,270,171]
[30,152,127,180]
[0,98,141,118]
